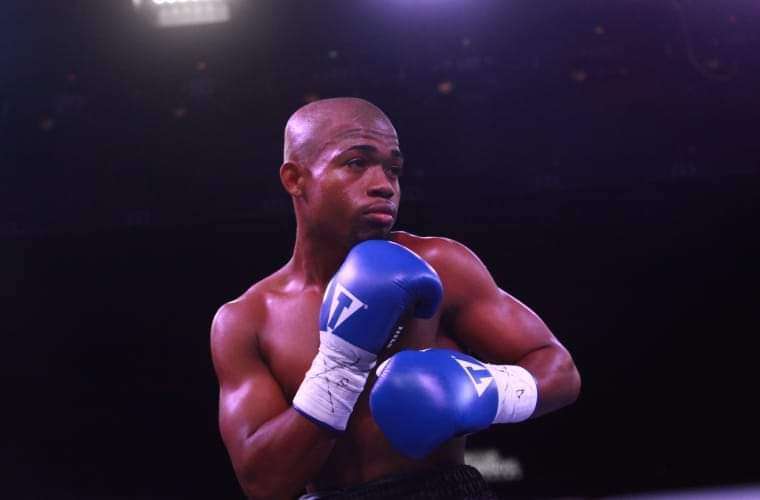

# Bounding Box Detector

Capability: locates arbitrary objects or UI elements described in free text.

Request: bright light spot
[328,50,339,60]
[153,0,224,4]
[136,0,231,27]
[156,2,230,27]
[465,449,523,482]
[594,25,606,35]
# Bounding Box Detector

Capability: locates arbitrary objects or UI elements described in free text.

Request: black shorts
[299,464,498,500]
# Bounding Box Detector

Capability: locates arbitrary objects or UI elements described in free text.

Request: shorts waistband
[300,464,497,500]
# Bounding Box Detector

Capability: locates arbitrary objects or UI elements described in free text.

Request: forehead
[319,117,400,156]
[327,127,399,148]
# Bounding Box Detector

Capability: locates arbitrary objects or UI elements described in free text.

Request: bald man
[211,98,581,499]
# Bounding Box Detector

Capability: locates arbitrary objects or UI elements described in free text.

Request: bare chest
[256,288,464,488]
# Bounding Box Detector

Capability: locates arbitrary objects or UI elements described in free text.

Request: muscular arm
[435,239,581,417]
[210,301,336,499]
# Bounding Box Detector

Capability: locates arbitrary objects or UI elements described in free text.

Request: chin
[353,225,393,244]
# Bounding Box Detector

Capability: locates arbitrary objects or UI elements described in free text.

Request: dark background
[3,1,759,498]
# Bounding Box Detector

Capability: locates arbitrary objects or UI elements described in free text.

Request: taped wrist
[292,331,377,432]
[485,363,539,424]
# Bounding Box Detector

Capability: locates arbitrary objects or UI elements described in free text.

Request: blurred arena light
[465,449,523,482]
[132,0,234,28]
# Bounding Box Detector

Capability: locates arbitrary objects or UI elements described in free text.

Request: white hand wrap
[292,331,377,432]
[485,363,539,424]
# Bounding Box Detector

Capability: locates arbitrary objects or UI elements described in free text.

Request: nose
[365,165,396,199]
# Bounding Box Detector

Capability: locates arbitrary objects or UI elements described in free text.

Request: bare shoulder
[390,230,488,274]
[210,271,287,373]
[212,280,265,336]
[391,231,497,304]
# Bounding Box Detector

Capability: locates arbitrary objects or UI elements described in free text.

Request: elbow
[566,363,581,406]
[528,346,582,417]
[236,458,299,500]
[556,345,582,407]
[232,433,301,500]
[240,475,287,500]
[242,485,272,500]
[233,457,283,500]
[550,348,581,410]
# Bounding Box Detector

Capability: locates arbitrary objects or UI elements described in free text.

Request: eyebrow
[343,144,404,162]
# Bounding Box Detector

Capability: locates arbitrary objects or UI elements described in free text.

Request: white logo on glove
[453,357,494,397]
[326,282,368,332]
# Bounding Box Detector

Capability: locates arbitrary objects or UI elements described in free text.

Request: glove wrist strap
[293,331,377,432]
[485,363,539,424]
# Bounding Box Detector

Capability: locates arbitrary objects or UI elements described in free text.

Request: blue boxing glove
[370,349,539,459]
[293,240,443,432]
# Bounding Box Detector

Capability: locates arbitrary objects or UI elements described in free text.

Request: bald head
[283,97,398,166]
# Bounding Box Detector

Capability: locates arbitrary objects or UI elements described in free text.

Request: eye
[387,165,404,177]
[346,157,367,168]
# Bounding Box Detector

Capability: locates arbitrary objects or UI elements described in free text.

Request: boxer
[210,98,581,499]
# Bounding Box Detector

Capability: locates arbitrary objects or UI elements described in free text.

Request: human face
[303,125,404,244]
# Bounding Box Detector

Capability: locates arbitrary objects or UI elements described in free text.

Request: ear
[280,162,306,197]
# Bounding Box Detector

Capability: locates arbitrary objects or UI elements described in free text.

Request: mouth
[362,203,397,225]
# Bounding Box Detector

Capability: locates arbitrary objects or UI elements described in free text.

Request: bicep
[217,359,289,460]
[451,288,559,363]
[211,306,289,465]
[435,239,558,363]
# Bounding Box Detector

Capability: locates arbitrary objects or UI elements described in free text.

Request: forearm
[517,343,581,417]
[235,408,336,500]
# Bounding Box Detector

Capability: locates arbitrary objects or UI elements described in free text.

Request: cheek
[311,178,355,217]
[332,187,358,215]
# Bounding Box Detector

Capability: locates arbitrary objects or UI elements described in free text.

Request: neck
[289,222,351,288]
